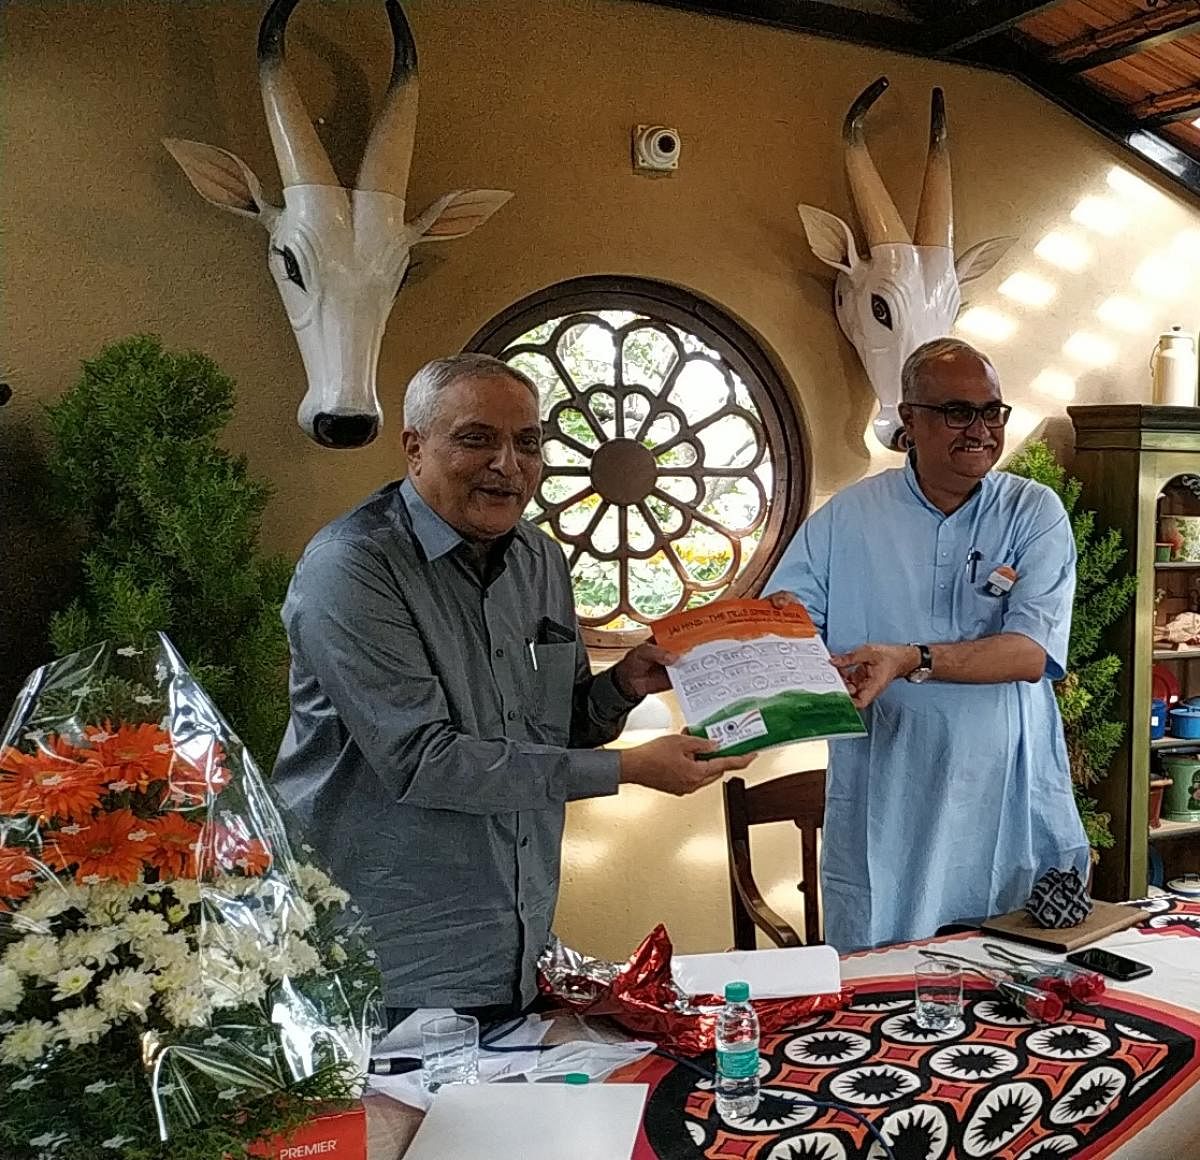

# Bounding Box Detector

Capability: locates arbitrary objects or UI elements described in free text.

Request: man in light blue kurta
[768,338,1089,951]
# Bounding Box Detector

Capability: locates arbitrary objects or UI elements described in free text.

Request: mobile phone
[1065,947,1153,982]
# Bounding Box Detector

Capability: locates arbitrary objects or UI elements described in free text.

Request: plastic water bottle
[715,980,760,1121]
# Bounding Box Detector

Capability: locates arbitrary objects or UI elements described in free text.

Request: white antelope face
[799,78,1015,451]
[164,0,512,448]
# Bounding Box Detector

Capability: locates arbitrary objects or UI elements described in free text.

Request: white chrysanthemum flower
[295,863,332,896]
[4,935,60,979]
[96,967,154,1019]
[56,1005,110,1047]
[213,874,260,899]
[163,987,210,1029]
[0,964,24,1013]
[209,967,266,1011]
[83,1080,115,1094]
[226,929,275,972]
[134,931,191,970]
[58,929,123,970]
[165,904,188,925]
[51,965,95,1002]
[319,884,350,908]
[168,880,201,907]
[276,935,323,979]
[0,1018,55,1065]
[153,958,202,995]
[19,881,86,924]
[122,911,168,940]
[281,899,317,936]
[85,884,135,927]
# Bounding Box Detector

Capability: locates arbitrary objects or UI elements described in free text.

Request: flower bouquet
[0,636,381,1160]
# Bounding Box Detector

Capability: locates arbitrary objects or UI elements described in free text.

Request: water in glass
[914,961,963,1031]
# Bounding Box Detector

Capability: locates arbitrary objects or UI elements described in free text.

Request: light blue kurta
[767,458,1090,952]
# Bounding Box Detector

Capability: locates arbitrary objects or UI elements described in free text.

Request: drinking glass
[914,960,964,1031]
[421,1014,480,1092]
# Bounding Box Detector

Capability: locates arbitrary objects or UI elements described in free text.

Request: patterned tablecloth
[365,896,1200,1159]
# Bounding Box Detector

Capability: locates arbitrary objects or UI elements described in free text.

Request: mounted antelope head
[798,78,1014,451]
[164,0,512,448]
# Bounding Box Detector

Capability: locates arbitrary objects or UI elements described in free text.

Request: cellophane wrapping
[539,923,850,1055]
[0,635,382,1160]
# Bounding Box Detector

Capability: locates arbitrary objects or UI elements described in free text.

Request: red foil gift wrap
[538,924,851,1055]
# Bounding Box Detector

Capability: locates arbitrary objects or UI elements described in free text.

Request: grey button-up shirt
[272,479,635,1009]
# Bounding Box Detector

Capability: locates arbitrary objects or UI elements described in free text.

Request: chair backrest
[723,769,826,949]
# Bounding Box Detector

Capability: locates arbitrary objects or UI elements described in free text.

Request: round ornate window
[467,277,809,648]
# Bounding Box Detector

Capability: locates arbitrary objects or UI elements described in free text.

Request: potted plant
[1005,442,1138,859]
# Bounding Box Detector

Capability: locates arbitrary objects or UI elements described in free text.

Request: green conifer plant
[44,335,291,762]
[1005,440,1138,852]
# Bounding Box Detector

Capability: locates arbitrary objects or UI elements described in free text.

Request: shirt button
[495,648,504,659]
[939,583,946,589]
[520,837,530,848]
[507,709,518,721]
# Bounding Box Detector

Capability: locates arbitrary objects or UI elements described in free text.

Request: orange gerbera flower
[0,736,109,822]
[85,722,173,793]
[47,808,154,885]
[197,822,272,879]
[166,738,232,806]
[143,811,202,881]
[0,844,40,902]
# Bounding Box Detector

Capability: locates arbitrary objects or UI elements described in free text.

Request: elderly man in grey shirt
[273,353,753,1025]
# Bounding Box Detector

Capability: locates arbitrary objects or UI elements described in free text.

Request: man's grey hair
[403,353,540,434]
[901,338,998,403]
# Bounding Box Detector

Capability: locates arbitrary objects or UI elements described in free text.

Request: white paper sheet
[367,1011,551,1111]
[672,944,841,1000]
[403,1082,649,1160]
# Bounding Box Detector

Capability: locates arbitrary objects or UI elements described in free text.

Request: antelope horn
[843,77,909,248]
[914,88,952,249]
[356,0,419,198]
[258,0,338,188]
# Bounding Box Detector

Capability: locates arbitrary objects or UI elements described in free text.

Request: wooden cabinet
[1070,405,1200,900]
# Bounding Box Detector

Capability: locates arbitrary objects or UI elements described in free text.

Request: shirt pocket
[959,555,1010,638]
[530,641,576,743]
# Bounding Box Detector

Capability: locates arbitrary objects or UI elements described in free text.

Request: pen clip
[527,639,538,671]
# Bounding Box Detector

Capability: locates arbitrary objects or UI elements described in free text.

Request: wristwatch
[906,644,933,684]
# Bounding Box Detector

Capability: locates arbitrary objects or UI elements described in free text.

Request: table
[365,896,1200,1159]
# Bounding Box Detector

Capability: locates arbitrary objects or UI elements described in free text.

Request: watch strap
[907,643,932,680]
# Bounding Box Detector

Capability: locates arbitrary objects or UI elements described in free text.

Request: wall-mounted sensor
[633,125,680,172]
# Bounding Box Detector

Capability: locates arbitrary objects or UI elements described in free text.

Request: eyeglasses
[906,402,1012,430]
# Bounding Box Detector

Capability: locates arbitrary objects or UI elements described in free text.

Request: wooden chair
[723,769,825,949]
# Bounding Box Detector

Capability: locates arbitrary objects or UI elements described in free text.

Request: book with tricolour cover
[654,598,866,755]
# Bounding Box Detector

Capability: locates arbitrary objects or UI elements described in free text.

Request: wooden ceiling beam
[1051,3,1200,74]
[1133,84,1200,128]
[970,37,1200,199]
[632,0,925,54]
[924,0,1065,54]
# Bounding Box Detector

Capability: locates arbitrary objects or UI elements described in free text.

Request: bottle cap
[724,980,750,1003]
[564,1072,590,1085]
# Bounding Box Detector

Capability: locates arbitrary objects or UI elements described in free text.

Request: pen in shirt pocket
[527,639,538,671]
